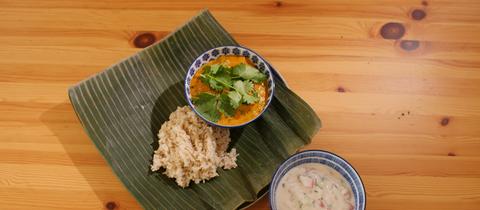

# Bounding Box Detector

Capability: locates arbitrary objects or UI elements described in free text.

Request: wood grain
[0,0,479,209]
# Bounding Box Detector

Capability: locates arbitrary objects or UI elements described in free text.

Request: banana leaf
[68,10,321,210]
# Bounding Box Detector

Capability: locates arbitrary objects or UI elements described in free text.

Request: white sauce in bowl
[275,163,354,210]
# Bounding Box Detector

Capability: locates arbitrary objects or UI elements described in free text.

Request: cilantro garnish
[192,92,221,122]
[192,62,267,122]
[199,64,233,91]
[232,63,267,83]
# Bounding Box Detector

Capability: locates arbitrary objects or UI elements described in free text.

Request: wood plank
[0,188,140,210]
[0,149,105,166]
[0,8,479,43]
[2,0,480,25]
[363,175,480,198]
[310,132,480,156]
[2,36,480,66]
[0,122,90,144]
[1,0,480,209]
[0,164,124,190]
[342,154,480,177]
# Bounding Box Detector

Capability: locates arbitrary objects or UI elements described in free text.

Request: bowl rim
[184,45,276,128]
[268,150,367,210]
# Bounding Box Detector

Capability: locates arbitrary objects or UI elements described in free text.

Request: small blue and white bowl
[185,46,275,128]
[269,150,366,210]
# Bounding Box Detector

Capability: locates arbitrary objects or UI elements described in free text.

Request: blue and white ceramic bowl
[185,46,275,128]
[269,150,366,210]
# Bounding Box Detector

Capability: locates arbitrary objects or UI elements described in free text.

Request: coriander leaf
[233,80,248,95]
[247,66,267,83]
[192,93,220,122]
[231,63,245,76]
[233,80,260,104]
[227,91,242,109]
[218,93,236,117]
[243,94,259,104]
[209,64,221,74]
[200,65,233,91]
[214,71,233,88]
[253,90,259,98]
[203,65,211,74]
[199,74,209,84]
[247,89,261,104]
[232,63,267,83]
[200,66,211,84]
[233,80,254,96]
[200,74,224,91]
[244,80,254,93]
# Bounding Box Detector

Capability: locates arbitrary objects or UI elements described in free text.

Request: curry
[190,55,268,126]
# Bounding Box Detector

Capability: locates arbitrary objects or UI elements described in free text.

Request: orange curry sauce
[190,55,268,126]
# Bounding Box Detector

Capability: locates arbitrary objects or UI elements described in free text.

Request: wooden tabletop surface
[1,0,480,209]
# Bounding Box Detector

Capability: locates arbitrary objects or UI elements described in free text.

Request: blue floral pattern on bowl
[269,150,366,210]
[185,46,275,128]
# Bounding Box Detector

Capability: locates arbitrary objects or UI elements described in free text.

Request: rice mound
[151,106,238,188]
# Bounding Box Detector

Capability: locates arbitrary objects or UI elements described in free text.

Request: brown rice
[151,106,238,187]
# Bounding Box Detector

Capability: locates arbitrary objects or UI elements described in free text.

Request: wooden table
[1,0,480,209]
